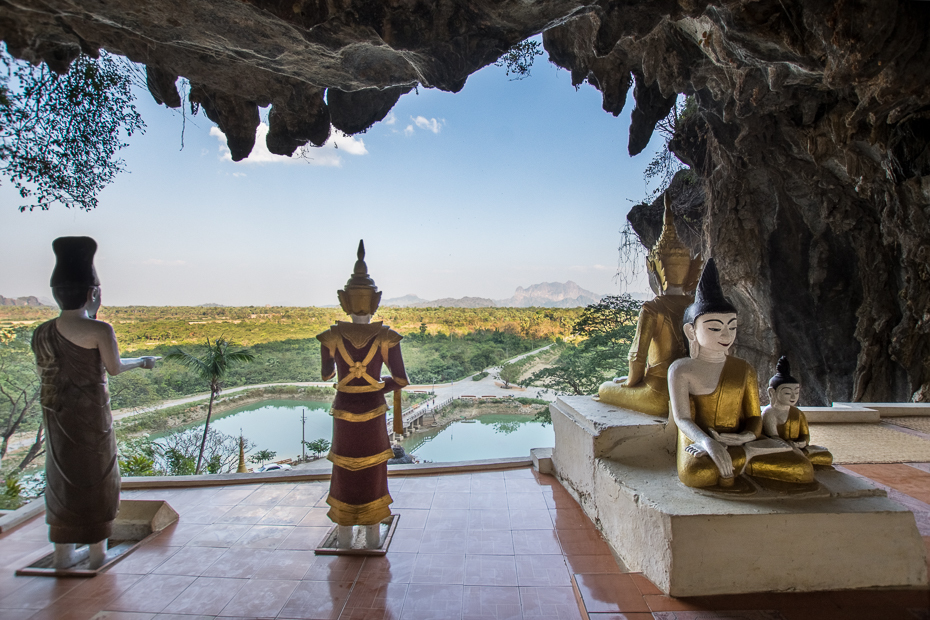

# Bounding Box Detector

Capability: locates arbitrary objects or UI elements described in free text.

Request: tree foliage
[0,48,145,211]
[303,438,331,458]
[528,295,642,395]
[642,95,696,202]
[495,39,544,80]
[165,338,255,474]
[0,328,41,468]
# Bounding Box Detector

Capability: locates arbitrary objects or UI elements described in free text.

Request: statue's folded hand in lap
[668,259,814,489]
[762,356,833,467]
[598,194,702,416]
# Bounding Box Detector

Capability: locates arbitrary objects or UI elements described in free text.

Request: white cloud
[413,116,442,133]
[568,264,612,272]
[210,123,368,166]
[232,172,246,178]
[384,112,397,126]
[143,259,186,267]
[404,125,414,137]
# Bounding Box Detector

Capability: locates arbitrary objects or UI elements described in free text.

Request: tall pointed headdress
[646,193,702,294]
[769,355,800,389]
[682,257,737,325]
[50,236,100,288]
[337,240,382,316]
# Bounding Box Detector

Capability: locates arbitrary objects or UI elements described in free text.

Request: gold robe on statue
[677,357,815,488]
[598,295,692,416]
[775,406,833,467]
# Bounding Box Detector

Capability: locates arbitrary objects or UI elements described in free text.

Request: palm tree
[166,338,254,474]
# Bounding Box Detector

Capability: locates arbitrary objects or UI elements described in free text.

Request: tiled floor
[0,465,927,619]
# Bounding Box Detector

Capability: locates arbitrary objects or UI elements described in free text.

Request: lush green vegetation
[529,295,642,395]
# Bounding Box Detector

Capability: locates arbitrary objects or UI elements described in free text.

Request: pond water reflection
[151,401,554,464]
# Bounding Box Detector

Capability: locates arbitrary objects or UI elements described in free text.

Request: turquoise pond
[151,400,554,463]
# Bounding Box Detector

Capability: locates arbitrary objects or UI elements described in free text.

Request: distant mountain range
[382,281,603,308]
[0,295,51,307]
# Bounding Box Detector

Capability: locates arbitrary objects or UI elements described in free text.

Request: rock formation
[1,1,927,403]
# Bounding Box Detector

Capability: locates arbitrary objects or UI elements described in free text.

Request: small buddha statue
[668,258,815,489]
[598,193,703,416]
[316,240,408,549]
[762,356,833,467]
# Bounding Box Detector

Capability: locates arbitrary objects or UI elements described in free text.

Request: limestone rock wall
[1,0,927,403]
[557,2,930,405]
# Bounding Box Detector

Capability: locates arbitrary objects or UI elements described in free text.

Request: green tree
[0,48,145,211]
[498,362,523,388]
[495,39,543,80]
[303,438,331,459]
[528,295,642,396]
[165,338,255,474]
[249,449,277,466]
[0,328,41,467]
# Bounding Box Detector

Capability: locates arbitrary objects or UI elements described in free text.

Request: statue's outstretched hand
[612,376,628,384]
[140,356,160,370]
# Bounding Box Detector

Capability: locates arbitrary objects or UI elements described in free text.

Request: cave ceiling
[2,0,929,403]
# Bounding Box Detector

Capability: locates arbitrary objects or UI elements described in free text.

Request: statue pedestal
[551,396,928,597]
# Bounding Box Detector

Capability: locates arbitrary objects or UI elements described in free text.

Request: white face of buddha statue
[772,383,800,408]
[684,312,738,358]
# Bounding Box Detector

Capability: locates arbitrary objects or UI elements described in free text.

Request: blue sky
[0,51,663,306]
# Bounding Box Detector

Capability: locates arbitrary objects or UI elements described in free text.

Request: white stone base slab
[551,396,928,597]
[834,402,930,417]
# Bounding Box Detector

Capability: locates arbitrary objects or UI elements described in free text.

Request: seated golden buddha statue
[598,194,703,416]
[668,259,815,489]
[762,356,833,467]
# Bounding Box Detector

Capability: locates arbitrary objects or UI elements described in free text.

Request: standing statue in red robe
[316,240,408,548]
[32,237,157,569]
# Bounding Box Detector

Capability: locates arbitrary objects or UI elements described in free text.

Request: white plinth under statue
[550,395,927,597]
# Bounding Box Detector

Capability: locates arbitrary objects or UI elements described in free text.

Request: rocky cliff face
[2,1,927,403]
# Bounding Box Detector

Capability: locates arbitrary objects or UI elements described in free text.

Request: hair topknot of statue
[769,354,800,389]
[682,257,738,325]
[50,236,100,288]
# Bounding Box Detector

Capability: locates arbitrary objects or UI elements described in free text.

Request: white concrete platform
[550,396,928,597]
[801,405,880,424]
[833,402,930,417]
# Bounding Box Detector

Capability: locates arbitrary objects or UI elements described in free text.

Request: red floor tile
[519,585,583,619]
[506,493,549,511]
[258,504,312,525]
[843,463,930,505]
[0,575,83,609]
[411,554,466,585]
[627,573,661,595]
[277,525,330,550]
[357,552,418,584]
[464,555,518,587]
[151,545,226,576]
[562,554,623,575]
[465,529,515,555]
[220,577,298,618]
[277,579,354,619]
[572,574,650,613]
[240,483,296,506]
[509,509,553,530]
[187,523,252,548]
[146,521,207,546]
[556,529,612,556]
[298,507,335,527]
[401,583,464,617]
[515,554,571,587]
[468,510,512,531]
[343,579,407,617]
[463,585,522,620]
[254,548,315,580]
[215,504,271,524]
[303,554,365,582]
[107,543,181,575]
[106,574,196,613]
[159,575,246,615]
[418,529,469,554]
[511,529,561,555]
[233,524,293,548]
[200,546,274,579]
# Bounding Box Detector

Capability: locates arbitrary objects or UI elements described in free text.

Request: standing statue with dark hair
[316,240,408,549]
[32,237,157,569]
[667,258,815,490]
